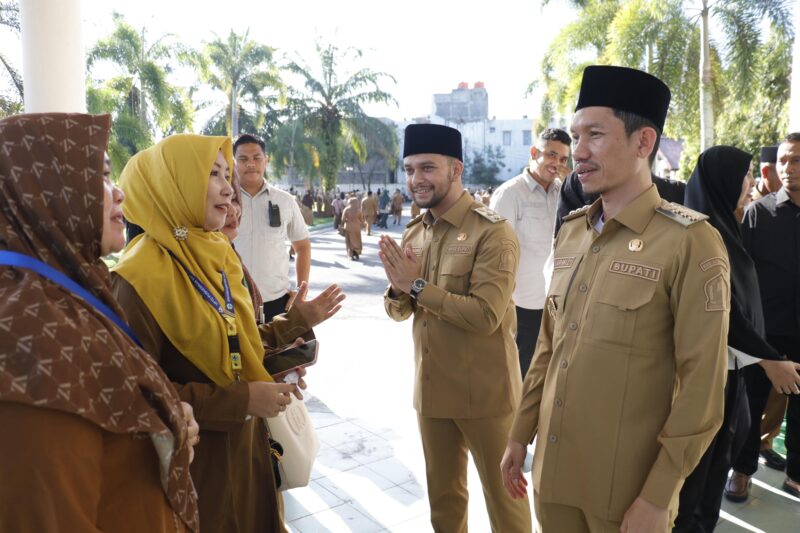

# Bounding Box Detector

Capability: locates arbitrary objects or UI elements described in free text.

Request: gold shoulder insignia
[473,205,505,223]
[405,213,424,228]
[655,201,709,227]
[562,205,591,222]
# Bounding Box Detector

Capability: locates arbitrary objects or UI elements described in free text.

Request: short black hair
[539,128,571,148]
[233,133,266,155]
[612,109,661,165]
[785,132,800,143]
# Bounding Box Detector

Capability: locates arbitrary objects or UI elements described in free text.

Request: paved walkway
[283,212,799,532]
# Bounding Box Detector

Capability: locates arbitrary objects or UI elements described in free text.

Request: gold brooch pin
[457,233,467,241]
[628,239,644,252]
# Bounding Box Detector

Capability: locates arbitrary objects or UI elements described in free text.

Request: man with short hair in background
[234,134,311,323]
[491,128,570,377]
[361,190,379,236]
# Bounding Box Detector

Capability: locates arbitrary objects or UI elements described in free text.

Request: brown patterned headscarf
[0,113,198,531]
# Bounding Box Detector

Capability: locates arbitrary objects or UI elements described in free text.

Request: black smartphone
[268,201,281,227]
[264,339,318,378]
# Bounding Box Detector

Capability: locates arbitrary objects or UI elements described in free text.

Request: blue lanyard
[0,250,143,348]
[167,251,243,380]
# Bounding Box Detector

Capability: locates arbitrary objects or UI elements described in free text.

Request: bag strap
[0,250,142,347]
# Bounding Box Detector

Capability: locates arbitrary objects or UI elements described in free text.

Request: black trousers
[263,293,291,324]
[733,336,800,480]
[515,307,543,379]
[674,369,749,533]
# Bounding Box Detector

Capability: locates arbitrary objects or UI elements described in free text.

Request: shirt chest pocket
[546,256,581,327]
[519,201,547,220]
[438,254,473,295]
[585,271,658,348]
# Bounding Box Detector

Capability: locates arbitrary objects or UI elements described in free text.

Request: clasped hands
[378,235,420,295]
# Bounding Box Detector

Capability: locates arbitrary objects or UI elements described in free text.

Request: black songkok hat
[403,124,463,162]
[575,65,671,132]
[759,146,778,164]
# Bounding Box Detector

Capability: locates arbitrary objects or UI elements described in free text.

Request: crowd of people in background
[1,62,799,533]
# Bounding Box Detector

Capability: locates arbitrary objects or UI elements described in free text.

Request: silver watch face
[413,279,426,291]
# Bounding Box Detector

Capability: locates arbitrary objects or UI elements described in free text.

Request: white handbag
[267,396,319,490]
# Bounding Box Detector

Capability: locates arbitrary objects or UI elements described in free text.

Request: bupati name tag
[609,260,661,282]
[446,244,473,255]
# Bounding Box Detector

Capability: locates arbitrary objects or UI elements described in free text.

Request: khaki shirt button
[560,359,568,369]
[423,320,427,327]
[568,322,578,330]
[579,283,588,292]
[555,398,563,407]
[592,245,600,253]
[549,435,558,443]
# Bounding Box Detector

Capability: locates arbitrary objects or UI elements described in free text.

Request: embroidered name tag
[411,246,423,257]
[446,244,473,255]
[554,256,576,269]
[609,260,661,282]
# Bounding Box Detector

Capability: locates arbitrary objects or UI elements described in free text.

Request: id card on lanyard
[169,251,243,381]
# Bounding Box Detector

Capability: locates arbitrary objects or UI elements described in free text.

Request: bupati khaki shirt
[384,191,522,418]
[509,185,730,521]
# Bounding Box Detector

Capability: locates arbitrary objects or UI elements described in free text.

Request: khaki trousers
[418,413,532,533]
[761,387,788,449]
[534,499,621,533]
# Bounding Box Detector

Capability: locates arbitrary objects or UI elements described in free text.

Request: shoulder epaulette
[562,205,591,222]
[472,205,505,223]
[655,201,709,226]
[405,213,424,228]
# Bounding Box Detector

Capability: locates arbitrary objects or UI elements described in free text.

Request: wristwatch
[409,278,427,300]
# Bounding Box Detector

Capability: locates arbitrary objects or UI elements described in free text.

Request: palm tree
[267,118,323,188]
[341,116,399,191]
[0,1,22,117]
[197,29,284,137]
[86,12,194,172]
[288,41,396,191]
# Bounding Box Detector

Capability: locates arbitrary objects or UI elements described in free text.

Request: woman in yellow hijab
[112,134,341,532]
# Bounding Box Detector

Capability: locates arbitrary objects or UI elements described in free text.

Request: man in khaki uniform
[380,123,531,532]
[500,66,730,532]
[361,190,379,235]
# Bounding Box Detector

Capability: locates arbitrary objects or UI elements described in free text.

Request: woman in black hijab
[675,145,792,532]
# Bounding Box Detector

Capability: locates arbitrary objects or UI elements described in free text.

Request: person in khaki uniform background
[379,123,532,533]
[500,66,730,533]
[361,190,379,235]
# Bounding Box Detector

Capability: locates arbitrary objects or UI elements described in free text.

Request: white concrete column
[790,5,800,132]
[19,0,86,113]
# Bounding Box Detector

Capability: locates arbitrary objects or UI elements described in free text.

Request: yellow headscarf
[113,134,272,385]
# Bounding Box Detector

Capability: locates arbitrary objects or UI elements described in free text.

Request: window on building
[503,130,511,146]
[489,127,496,133]
[522,130,531,146]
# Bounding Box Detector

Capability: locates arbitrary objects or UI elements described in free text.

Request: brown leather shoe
[724,471,751,502]
[783,476,800,498]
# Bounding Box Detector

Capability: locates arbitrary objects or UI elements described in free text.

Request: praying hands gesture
[288,281,345,328]
[378,235,420,295]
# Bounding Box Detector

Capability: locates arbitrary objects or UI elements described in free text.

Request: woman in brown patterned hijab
[0,113,199,532]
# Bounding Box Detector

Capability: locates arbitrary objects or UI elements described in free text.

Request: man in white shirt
[234,134,311,322]
[490,128,571,377]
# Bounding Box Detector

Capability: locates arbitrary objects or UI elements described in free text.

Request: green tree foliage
[464,145,506,185]
[267,118,323,188]
[86,12,194,173]
[288,41,396,191]
[0,1,22,117]
[538,0,792,179]
[196,29,284,137]
[340,116,399,190]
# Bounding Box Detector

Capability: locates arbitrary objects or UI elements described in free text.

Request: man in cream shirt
[490,128,570,377]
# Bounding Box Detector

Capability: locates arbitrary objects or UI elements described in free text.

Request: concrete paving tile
[315,465,395,501]
[384,513,434,533]
[290,503,385,533]
[315,420,376,448]
[398,479,426,499]
[283,480,347,522]
[313,445,362,475]
[364,457,419,486]
[349,485,429,528]
[336,435,396,466]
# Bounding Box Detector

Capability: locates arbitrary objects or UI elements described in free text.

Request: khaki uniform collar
[585,184,661,235]
[423,190,473,228]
